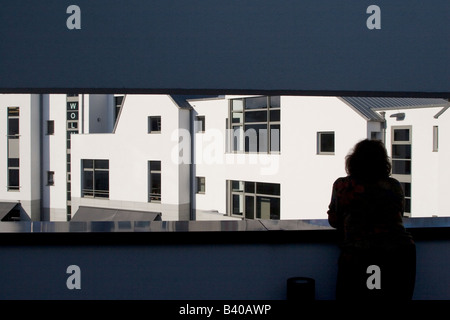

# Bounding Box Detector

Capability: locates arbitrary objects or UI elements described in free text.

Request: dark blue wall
[0,234,448,300]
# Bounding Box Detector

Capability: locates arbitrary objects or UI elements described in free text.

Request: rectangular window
[229,96,280,153]
[148,161,161,202]
[81,159,109,198]
[196,116,205,133]
[317,132,335,154]
[148,116,161,133]
[47,120,55,135]
[433,126,439,152]
[196,177,206,194]
[47,171,55,186]
[114,95,124,124]
[7,107,20,191]
[229,180,280,220]
[391,126,412,215]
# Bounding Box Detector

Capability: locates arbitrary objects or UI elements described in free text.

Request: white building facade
[1,94,449,221]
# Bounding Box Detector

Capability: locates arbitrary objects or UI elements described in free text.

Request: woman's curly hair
[345,139,392,181]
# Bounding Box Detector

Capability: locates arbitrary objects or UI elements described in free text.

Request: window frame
[229,96,280,154]
[46,120,55,135]
[7,107,20,191]
[81,159,110,199]
[196,177,206,194]
[148,161,161,203]
[148,116,162,134]
[317,131,335,155]
[228,180,281,220]
[47,171,55,186]
[195,115,205,133]
[391,125,412,216]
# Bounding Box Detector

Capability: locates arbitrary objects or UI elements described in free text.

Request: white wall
[42,94,68,220]
[0,94,41,220]
[192,96,372,220]
[71,95,191,221]
[382,106,449,217]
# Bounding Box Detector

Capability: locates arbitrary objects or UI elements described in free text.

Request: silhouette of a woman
[327,139,416,300]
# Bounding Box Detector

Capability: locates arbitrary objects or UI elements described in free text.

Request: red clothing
[327,176,414,250]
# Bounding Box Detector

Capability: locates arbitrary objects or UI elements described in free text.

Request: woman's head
[345,139,391,181]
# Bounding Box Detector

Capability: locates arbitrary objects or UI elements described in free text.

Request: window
[47,171,55,186]
[196,177,205,194]
[433,126,439,152]
[47,120,55,135]
[81,159,109,198]
[196,116,205,133]
[148,116,161,133]
[7,107,20,191]
[114,95,124,124]
[391,126,412,215]
[230,96,280,153]
[228,180,280,220]
[317,132,335,154]
[148,161,161,202]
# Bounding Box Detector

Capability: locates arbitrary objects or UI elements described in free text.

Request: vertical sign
[66,95,79,220]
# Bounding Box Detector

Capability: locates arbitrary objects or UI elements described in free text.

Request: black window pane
[83,171,93,190]
[8,118,19,135]
[270,110,280,122]
[8,158,19,167]
[256,183,280,196]
[232,194,243,215]
[150,161,161,171]
[269,96,280,108]
[47,121,54,135]
[150,173,161,192]
[149,117,161,132]
[95,171,109,191]
[245,111,267,123]
[320,133,335,153]
[83,159,93,169]
[392,145,411,159]
[95,160,109,169]
[394,129,410,141]
[245,182,255,193]
[245,96,267,109]
[115,96,124,106]
[245,196,254,219]
[8,169,19,188]
[392,160,411,175]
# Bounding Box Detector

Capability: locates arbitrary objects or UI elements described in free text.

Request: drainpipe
[39,94,44,221]
[189,108,195,221]
[380,111,386,144]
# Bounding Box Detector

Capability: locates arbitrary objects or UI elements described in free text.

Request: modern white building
[1,93,449,221]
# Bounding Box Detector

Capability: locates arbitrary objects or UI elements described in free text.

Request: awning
[0,202,20,221]
[71,206,161,222]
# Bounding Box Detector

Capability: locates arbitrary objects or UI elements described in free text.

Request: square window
[317,132,335,154]
[148,116,161,133]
